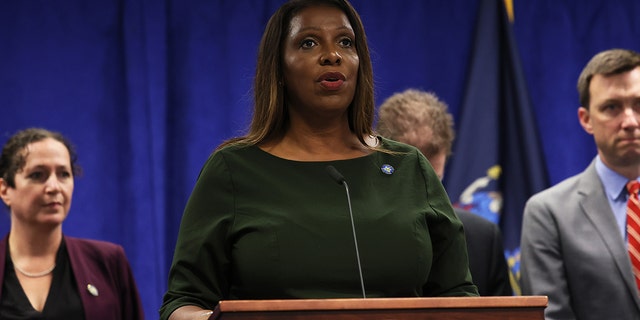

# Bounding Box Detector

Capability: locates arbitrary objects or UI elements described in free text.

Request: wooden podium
[210,296,547,319]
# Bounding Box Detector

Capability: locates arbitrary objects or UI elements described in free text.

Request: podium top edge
[215,296,548,312]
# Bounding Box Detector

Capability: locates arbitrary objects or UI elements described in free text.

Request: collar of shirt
[594,155,639,241]
[595,155,633,203]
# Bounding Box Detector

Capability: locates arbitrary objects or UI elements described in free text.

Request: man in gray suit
[376,89,512,296]
[520,49,640,320]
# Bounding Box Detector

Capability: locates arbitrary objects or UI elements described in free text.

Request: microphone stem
[343,181,366,298]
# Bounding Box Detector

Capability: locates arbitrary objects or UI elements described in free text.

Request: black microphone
[325,165,366,298]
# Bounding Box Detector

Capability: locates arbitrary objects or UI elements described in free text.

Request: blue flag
[443,0,549,295]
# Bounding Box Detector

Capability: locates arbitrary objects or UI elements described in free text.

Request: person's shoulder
[376,136,435,179]
[200,143,256,172]
[455,208,496,228]
[528,170,583,203]
[64,236,125,258]
[377,136,420,154]
[215,142,250,153]
[208,143,247,159]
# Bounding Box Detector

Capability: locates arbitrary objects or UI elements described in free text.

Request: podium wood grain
[210,296,547,320]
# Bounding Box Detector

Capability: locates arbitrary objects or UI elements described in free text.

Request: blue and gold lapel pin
[381,164,394,175]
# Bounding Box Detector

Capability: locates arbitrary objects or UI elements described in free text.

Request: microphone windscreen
[325,165,346,185]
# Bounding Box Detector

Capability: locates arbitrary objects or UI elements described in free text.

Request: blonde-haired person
[0,128,144,319]
[160,1,477,319]
[377,89,512,296]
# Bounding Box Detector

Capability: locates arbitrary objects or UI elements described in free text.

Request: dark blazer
[521,160,640,320]
[0,235,144,319]
[456,208,512,296]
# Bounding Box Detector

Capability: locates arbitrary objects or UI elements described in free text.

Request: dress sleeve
[160,151,235,319]
[417,151,479,296]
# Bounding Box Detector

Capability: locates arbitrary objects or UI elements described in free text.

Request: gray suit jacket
[520,159,640,320]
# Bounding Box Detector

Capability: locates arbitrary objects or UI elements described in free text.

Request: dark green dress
[160,137,477,318]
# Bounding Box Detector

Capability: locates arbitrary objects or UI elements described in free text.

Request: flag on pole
[443,0,549,295]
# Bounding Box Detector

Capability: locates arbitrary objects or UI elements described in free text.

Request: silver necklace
[13,263,56,278]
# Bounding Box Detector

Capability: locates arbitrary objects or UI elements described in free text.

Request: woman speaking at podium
[160,0,478,319]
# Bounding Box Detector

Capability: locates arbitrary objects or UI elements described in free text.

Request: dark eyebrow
[297,25,353,34]
[26,164,47,170]
[26,164,70,171]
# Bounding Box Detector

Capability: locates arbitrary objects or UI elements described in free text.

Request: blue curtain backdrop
[1,0,639,317]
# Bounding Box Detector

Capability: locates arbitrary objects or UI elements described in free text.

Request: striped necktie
[627,180,640,293]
